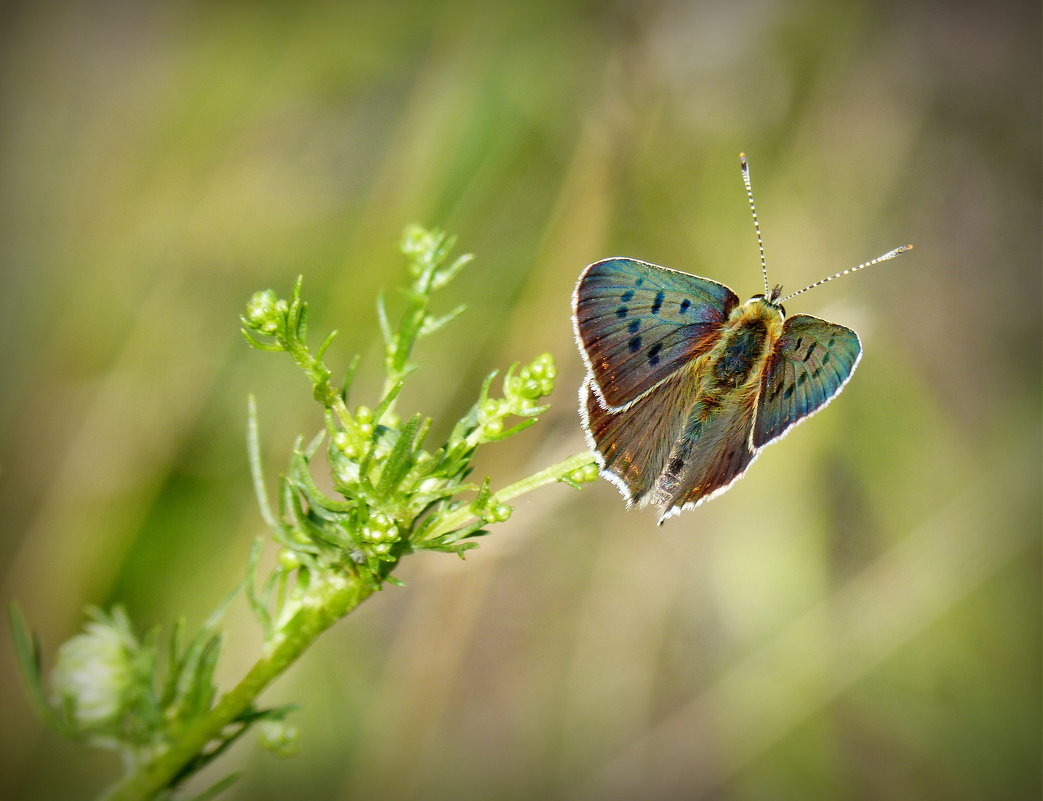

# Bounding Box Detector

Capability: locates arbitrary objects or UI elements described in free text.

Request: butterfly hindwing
[753,314,861,448]
[652,391,759,520]
[581,366,700,505]
[573,257,738,410]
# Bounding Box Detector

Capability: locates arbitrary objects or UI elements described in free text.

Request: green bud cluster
[470,353,557,445]
[242,289,284,335]
[564,463,600,486]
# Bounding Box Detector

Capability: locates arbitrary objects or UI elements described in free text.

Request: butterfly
[572,154,912,523]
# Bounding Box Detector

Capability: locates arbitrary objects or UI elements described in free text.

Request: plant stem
[424,451,595,541]
[99,451,595,801]
[99,573,375,801]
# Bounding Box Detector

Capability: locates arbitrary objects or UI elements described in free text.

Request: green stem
[99,574,376,801]
[424,451,596,541]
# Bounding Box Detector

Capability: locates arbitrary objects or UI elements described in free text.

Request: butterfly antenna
[780,244,914,303]
[739,153,770,295]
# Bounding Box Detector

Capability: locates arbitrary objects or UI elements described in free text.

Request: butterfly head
[747,284,786,317]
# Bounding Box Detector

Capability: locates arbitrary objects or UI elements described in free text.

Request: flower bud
[489,503,513,523]
[568,463,600,484]
[278,549,302,570]
[259,718,301,758]
[480,399,500,419]
[52,612,136,731]
[243,290,281,332]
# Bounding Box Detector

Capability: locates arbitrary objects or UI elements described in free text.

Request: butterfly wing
[753,314,861,448]
[652,392,759,522]
[580,366,701,505]
[573,257,739,410]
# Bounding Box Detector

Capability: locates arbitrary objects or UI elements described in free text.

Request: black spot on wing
[628,319,640,334]
[621,290,634,302]
[616,306,628,319]
[803,342,818,362]
[651,291,665,315]
[628,336,642,353]
[680,298,691,313]
[647,342,663,367]
[634,278,644,288]
[783,383,795,400]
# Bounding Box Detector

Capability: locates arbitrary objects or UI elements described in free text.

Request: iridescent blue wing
[573,257,739,410]
[652,392,759,522]
[753,314,861,448]
[580,367,699,505]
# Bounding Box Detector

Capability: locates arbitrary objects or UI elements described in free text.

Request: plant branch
[100,574,374,801]
[423,451,596,542]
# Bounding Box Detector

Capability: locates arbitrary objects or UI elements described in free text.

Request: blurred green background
[1,1,1039,799]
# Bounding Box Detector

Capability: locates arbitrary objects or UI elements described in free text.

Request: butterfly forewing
[574,258,738,410]
[753,314,861,448]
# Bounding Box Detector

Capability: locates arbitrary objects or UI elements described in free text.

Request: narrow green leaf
[376,291,392,347]
[302,430,325,461]
[183,772,241,801]
[471,477,493,512]
[259,568,281,620]
[185,635,222,720]
[341,353,362,402]
[246,397,281,534]
[315,329,338,363]
[424,517,487,547]
[302,514,355,549]
[372,380,404,426]
[376,414,422,498]
[286,295,303,344]
[289,451,353,512]
[477,369,498,406]
[245,536,272,636]
[413,416,432,453]
[137,625,165,731]
[419,304,466,338]
[482,417,538,442]
[432,252,473,290]
[422,539,483,555]
[240,329,283,352]
[8,603,68,734]
[161,618,188,707]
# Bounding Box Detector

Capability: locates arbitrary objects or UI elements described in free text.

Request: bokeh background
[1,1,1039,799]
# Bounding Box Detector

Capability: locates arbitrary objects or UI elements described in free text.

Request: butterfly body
[574,257,862,523]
